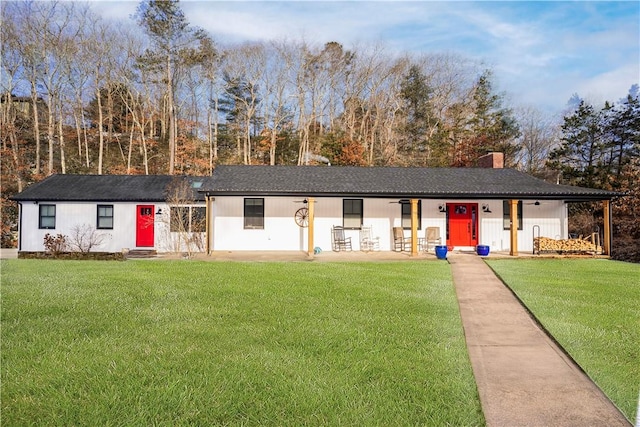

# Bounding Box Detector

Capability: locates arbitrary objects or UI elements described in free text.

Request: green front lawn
[486,258,640,421]
[1,260,484,426]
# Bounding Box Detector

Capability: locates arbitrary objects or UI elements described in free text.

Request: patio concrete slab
[0,248,18,259]
[449,252,631,427]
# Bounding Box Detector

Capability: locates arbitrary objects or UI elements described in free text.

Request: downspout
[205,195,212,255]
[17,202,23,252]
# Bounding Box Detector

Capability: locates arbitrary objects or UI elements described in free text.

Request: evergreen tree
[603,95,640,186]
[550,96,639,190]
[398,64,435,163]
[455,70,520,166]
[548,101,606,188]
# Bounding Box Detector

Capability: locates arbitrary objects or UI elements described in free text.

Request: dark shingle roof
[11,174,214,202]
[11,167,620,203]
[205,165,619,201]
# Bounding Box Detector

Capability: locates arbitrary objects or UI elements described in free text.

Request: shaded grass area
[486,258,639,422]
[1,260,484,426]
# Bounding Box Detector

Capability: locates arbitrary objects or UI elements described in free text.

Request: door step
[126,249,158,258]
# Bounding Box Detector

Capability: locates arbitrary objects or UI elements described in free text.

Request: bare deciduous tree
[135,0,207,175]
[162,177,206,258]
[514,105,560,176]
[68,224,109,252]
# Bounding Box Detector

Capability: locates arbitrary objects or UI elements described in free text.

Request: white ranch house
[12,155,618,257]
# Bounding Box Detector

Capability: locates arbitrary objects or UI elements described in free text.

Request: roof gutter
[201,191,620,202]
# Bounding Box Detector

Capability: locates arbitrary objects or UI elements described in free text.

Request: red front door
[447,203,478,247]
[136,205,155,247]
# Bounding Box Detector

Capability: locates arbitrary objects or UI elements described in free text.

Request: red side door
[447,203,478,247]
[136,205,155,247]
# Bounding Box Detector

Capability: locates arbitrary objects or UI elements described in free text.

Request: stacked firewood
[534,235,602,254]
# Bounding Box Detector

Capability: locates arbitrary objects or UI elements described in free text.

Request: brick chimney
[477,152,504,168]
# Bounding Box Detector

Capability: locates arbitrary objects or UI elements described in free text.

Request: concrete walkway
[0,248,18,259]
[449,252,631,427]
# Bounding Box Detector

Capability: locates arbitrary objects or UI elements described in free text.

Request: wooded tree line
[1,0,638,259]
[549,93,640,261]
[0,1,537,181]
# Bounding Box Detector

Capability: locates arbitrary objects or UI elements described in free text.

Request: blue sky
[93,1,639,113]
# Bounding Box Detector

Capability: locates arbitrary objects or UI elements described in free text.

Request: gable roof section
[12,167,620,203]
[11,174,214,202]
[205,165,619,201]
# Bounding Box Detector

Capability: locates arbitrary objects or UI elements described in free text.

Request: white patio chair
[359,226,380,252]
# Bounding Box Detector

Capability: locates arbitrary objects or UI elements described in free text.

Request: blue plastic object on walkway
[476,245,490,256]
[435,245,448,259]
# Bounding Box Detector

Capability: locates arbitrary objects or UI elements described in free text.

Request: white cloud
[576,62,640,106]
[88,1,137,21]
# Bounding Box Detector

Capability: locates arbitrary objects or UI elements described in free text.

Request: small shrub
[43,233,68,256]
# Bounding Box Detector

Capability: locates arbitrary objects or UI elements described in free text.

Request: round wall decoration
[294,207,309,227]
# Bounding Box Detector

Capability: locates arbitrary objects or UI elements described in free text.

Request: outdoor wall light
[438,204,446,213]
[156,208,163,215]
[482,204,492,213]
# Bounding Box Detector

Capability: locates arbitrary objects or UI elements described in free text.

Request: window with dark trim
[170,207,189,232]
[39,204,56,229]
[97,205,114,229]
[503,200,523,230]
[244,198,264,229]
[343,199,363,229]
[170,206,206,232]
[401,200,422,229]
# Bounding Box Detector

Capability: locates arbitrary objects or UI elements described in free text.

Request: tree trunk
[213,97,218,173]
[73,109,82,157]
[58,107,66,174]
[270,130,277,165]
[139,115,149,175]
[83,112,90,168]
[244,119,251,165]
[127,125,134,173]
[4,96,24,191]
[31,82,41,175]
[167,54,176,174]
[46,100,55,175]
[96,86,104,175]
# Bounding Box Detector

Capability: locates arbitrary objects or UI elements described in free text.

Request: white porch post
[307,197,315,257]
